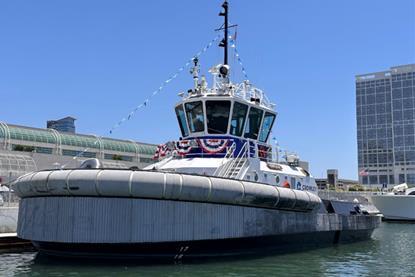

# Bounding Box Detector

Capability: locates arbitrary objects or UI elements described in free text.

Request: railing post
[8,171,11,207]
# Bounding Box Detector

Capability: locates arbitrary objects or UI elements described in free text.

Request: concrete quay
[0,233,32,250]
[0,205,18,233]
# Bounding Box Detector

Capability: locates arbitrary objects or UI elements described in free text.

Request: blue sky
[0,0,414,179]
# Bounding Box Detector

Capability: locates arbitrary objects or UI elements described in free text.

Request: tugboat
[12,1,380,260]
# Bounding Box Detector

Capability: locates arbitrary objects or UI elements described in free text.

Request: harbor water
[1,222,414,277]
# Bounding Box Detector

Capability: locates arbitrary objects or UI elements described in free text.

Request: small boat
[11,1,380,260]
[371,183,415,221]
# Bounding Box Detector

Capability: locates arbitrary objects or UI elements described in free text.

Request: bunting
[230,37,249,81]
[109,34,222,134]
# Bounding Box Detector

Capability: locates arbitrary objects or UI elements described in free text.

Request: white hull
[371,195,415,220]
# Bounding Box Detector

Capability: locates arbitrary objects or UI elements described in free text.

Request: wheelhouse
[175,97,276,144]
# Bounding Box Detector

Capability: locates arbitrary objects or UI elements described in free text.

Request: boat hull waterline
[32,229,375,260]
[15,169,380,259]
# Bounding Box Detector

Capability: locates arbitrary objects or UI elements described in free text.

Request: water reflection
[1,223,414,277]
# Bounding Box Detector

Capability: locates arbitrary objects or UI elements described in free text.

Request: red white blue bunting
[153,143,172,160]
[198,138,228,154]
[176,140,193,156]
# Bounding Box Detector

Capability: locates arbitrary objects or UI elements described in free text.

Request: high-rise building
[47,116,76,133]
[356,64,415,187]
[327,169,338,187]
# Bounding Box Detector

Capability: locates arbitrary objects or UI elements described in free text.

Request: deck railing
[0,190,19,207]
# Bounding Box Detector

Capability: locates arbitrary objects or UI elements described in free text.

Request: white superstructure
[147,59,318,194]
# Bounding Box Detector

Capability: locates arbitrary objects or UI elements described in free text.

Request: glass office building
[47,116,76,133]
[0,121,157,182]
[356,64,415,187]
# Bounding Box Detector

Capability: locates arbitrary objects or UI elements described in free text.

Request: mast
[219,0,229,65]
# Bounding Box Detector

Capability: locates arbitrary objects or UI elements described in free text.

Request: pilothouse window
[259,112,276,142]
[230,102,248,136]
[244,107,264,140]
[175,105,189,137]
[185,101,205,133]
[206,101,231,134]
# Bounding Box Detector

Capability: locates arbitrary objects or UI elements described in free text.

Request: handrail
[215,154,234,177]
[214,147,235,177]
[220,141,248,178]
[233,142,250,179]
[217,146,239,177]
[213,142,236,176]
[213,143,237,176]
[153,156,174,169]
[235,155,249,180]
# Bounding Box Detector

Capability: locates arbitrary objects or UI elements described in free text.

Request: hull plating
[17,196,380,259]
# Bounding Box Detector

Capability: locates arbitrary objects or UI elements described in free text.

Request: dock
[0,233,33,251]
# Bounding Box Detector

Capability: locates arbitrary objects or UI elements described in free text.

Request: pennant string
[230,38,249,81]
[109,34,221,134]
[61,33,248,166]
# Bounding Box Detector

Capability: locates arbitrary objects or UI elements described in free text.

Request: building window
[12,144,34,152]
[399,174,405,184]
[406,174,415,185]
[62,149,96,158]
[35,147,53,154]
[140,157,153,164]
[369,175,378,185]
[379,175,388,185]
[104,154,133,162]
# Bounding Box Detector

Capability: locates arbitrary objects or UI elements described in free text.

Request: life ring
[282,181,290,188]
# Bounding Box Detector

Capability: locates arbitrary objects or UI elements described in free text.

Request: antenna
[218,1,229,65]
[191,57,200,90]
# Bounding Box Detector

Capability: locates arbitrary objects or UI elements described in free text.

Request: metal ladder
[224,157,247,179]
[215,141,249,179]
[213,142,236,176]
